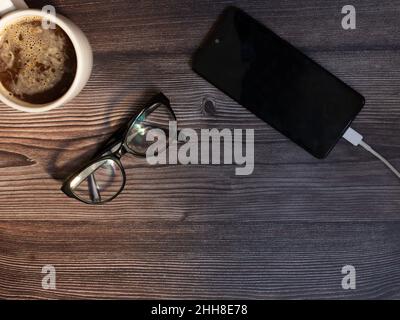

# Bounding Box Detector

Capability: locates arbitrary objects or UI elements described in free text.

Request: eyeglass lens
[71,159,124,204]
[125,102,176,155]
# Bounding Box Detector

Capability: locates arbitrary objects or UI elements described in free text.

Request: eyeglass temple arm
[88,174,101,203]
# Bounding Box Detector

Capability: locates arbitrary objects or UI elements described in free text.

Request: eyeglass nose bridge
[115,144,128,159]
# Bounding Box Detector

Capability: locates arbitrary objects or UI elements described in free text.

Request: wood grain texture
[0,0,400,299]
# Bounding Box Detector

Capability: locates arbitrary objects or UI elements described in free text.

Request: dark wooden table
[0,0,399,299]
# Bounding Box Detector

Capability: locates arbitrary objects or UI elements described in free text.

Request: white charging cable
[343,127,400,179]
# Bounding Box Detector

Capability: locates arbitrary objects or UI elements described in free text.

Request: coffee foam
[0,17,76,103]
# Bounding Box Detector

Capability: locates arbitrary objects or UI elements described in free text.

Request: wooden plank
[1,220,400,299]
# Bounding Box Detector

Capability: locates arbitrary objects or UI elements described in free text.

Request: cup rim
[0,9,86,113]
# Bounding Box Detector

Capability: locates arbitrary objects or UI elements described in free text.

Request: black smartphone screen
[192,6,365,158]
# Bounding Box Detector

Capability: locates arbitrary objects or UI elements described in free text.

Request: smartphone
[192,6,365,158]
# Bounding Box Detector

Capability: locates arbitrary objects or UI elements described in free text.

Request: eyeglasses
[61,93,177,204]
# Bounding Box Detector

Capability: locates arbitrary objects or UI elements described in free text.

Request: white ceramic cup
[0,0,93,113]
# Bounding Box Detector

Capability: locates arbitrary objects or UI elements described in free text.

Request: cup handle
[0,0,28,17]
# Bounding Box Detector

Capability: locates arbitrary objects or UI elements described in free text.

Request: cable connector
[343,127,363,146]
[343,127,400,179]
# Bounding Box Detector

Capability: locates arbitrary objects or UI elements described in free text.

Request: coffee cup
[0,0,93,113]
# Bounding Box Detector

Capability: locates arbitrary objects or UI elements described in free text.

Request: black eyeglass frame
[61,93,176,205]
